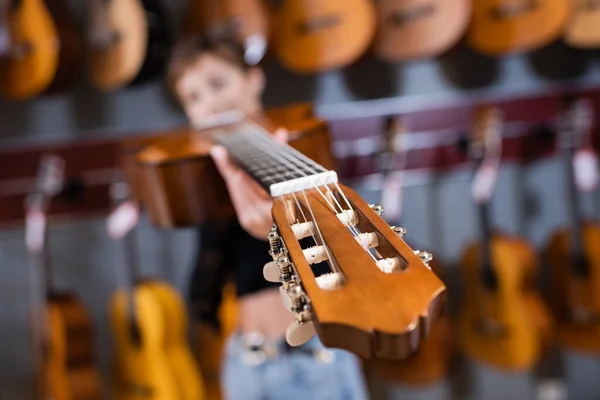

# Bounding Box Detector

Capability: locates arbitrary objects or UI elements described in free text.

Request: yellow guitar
[108,186,204,400]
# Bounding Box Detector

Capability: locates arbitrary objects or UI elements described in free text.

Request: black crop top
[188,218,279,331]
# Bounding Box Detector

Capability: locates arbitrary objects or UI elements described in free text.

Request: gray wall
[3,1,600,399]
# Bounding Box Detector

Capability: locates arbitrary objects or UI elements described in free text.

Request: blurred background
[2,0,600,399]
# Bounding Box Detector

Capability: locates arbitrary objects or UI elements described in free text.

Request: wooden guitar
[272,0,376,74]
[564,0,600,48]
[108,184,205,400]
[0,0,59,100]
[457,106,553,370]
[184,0,269,64]
[467,0,569,55]
[44,0,83,94]
[86,0,147,91]
[25,155,103,400]
[545,98,600,354]
[373,0,472,62]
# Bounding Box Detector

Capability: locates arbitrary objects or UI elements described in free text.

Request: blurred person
[165,25,369,400]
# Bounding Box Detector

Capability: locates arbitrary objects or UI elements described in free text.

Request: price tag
[25,209,46,253]
[381,173,403,222]
[106,201,139,240]
[573,148,599,193]
[472,159,499,204]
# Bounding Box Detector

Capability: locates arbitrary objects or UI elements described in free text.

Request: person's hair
[165,23,250,100]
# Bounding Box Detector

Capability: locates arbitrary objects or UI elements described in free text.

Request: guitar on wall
[457,106,553,370]
[373,0,472,62]
[44,0,83,94]
[184,0,269,64]
[86,0,148,91]
[564,0,600,49]
[368,116,453,385]
[107,182,205,400]
[545,98,600,354]
[0,0,59,100]
[467,0,569,55]
[25,155,103,400]
[272,0,377,74]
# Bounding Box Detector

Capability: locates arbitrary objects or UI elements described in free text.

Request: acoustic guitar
[131,114,446,359]
[467,0,569,55]
[457,106,553,370]
[108,184,205,400]
[373,0,472,62]
[545,98,600,354]
[564,0,600,48]
[86,0,147,91]
[0,0,59,100]
[44,0,83,94]
[272,0,376,74]
[184,0,269,64]
[25,155,103,400]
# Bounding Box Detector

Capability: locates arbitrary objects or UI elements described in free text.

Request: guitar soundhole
[490,0,539,20]
[388,3,435,27]
[296,15,342,35]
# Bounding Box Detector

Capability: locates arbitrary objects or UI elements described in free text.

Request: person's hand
[210,128,289,240]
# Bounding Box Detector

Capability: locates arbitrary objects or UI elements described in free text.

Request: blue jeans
[221,332,370,400]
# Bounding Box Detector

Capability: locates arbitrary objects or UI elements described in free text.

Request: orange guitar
[467,0,569,55]
[0,0,59,100]
[457,107,553,371]
[373,0,471,62]
[272,0,376,74]
[25,155,103,400]
[564,0,600,48]
[545,98,600,354]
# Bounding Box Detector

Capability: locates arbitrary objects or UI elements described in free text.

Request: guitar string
[243,126,378,264]
[246,126,378,262]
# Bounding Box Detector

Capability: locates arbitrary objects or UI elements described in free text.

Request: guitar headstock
[470,105,504,162]
[264,183,446,360]
[27,154,65,211]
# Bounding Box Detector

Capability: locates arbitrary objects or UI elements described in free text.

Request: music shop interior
[5,1,600,400]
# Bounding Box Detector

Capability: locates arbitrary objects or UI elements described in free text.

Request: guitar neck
[213,122,338,197]
[563,145,587,273]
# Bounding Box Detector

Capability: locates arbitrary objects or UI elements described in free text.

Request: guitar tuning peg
[285,311,316,347]
[263,261,280,283]
[391,226,407,239]
[414,250,433,267]
[369,204,384,216]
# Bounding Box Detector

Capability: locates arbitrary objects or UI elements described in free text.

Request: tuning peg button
[285,312,316,347]
[263,261,280,283]
[280,286,293,311]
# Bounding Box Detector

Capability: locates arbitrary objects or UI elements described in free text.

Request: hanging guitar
[564,0,600,49]
[368,116,453,385]
[86,0,148,91]
[467,0,569,55]
[133,113,446,359]
[25,155,103,400]
[457,106,553,371]
[373,0,472,62]
[0,0,59,100]
[545,97,600,354]
[107,181,205,400]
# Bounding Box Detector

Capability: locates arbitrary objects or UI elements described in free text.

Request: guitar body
[458,234,552,370]
[44,292,103,400]
[184,0,270,49]
[467,0,569,55]
[44,0,83,94]
[111,284,180,400]
[142,281,205,400]
[0,0,59,100]
[87,0,147,92]
[273,0,376,73]
[546,222,600,353]
[374,0,471,62]
[564,1,600,48]
[129,0,173,86]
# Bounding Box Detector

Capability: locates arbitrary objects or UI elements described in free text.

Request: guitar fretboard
[213,122,338,197]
